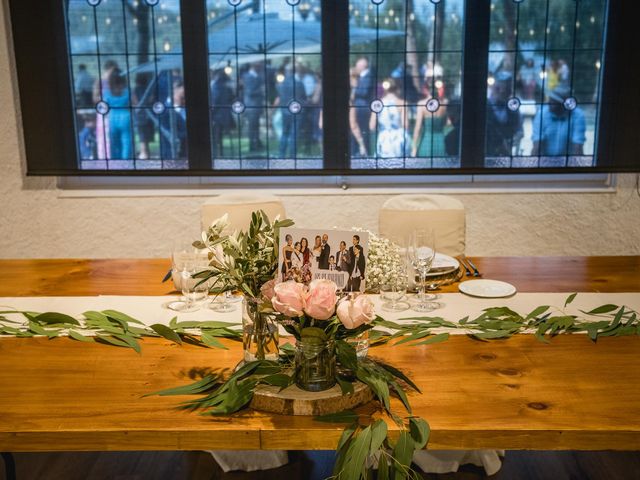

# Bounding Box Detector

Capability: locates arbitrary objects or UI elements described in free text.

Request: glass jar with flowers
[269,279,377,392]
[194,211,293,362]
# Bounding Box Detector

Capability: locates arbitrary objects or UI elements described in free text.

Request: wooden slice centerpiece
[250,381,373,416]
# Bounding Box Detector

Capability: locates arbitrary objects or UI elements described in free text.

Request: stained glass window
[485,0,607,168]
[14,0,633,175]
[66,0,187,170]
[206,0,323,170]
[348,0,465,170]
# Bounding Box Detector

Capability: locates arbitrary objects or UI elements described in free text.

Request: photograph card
[277,228,369,292]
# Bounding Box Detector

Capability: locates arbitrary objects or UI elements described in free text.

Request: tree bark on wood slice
[250,381,373,416]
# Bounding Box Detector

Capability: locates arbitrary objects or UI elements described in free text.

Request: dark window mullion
[180,0,212,171]
[597,1,638,170]
[321,0,350,170]
[460,0,491,168]
[12,0,77,174]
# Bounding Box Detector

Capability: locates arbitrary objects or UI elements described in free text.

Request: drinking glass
[380,278,409,312]
[408,229,441,312]
[209,288,238,313]
[167,242,210,312]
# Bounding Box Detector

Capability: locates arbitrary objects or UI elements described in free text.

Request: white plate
[458,279,517,298]
[425,253,460,277]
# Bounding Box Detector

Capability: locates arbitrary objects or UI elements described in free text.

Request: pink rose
[272,281,307,317]
[337,294,376,329]
[260,279,277,302]
[304,279,338,320]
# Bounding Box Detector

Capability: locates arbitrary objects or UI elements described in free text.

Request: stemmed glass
[167,242,210,313]
[408,229,441,312]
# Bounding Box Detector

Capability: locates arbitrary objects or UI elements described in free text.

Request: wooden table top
[1,257,639,453]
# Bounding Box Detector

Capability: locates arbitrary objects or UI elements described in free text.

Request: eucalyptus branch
[0,309,240,353]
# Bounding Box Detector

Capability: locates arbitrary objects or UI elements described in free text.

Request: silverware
[458,256,472,276]
[462,255,481,277]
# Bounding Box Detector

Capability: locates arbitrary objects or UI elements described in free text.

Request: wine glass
[167,242,210,313]
[408,229,441,312]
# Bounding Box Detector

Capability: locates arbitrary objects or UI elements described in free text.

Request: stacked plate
[426,252,460,277]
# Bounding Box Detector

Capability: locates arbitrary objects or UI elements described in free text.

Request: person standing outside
[242,63,266,152]
[531,86,586,157]
[485,71,523,156]
[275,63,307,158]
[75,64,94,108]
[352,57,375,156]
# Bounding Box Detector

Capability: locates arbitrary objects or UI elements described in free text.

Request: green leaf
[376,362,421,393]
[150,324,183,344]
[102,310,145,325]
[411,332,450,347]
[33,312,80,326]
[260,373,293,388]
[95,335,135,349]
[113,334,141,354]
[369,419,388,456]
[472,330,512,341]
[525,305,550,320]
[378,451,389,480]
[611,307,625,328]
[300,326,328,342]
[146,374,219,397]
[391,431,415,480]
[409,417,430,449]
[584,304,619,315]
[393,330,432,346]
[28,322,60,338]
[83,310,110,323]
[336,340,358,372]
[342,424,372,479]
[389,380,412,414]
[336,422,358,452]
[200,332,228,349]
[314,410,359,424]
[564,293,578,307]
[336,377,355,396]
[68,330,94,342]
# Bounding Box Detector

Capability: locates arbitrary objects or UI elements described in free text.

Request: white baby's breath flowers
[364,231,406,293]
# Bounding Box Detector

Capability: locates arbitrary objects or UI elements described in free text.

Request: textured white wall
[1,2,639,259]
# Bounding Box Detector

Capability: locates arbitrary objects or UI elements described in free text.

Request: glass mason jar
[242,297,279,362]
[295,337,336,392]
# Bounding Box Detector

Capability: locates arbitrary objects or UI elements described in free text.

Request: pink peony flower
[304,279,338,320]
[260,279,277,302]
[272,281,307,317]
[336,294,376,329]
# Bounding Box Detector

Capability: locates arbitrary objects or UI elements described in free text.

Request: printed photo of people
[278,228,369,292]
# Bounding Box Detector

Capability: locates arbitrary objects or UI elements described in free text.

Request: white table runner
[1,292,638,335]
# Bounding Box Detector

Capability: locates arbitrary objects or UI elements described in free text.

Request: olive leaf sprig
[149,338,428,480]
[194,210,294,300]
[0,309,240,353]
[367,294,639,346]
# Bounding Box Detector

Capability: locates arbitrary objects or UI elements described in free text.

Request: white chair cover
[208,450,289,473]
[413,449,504,476]
[378,194,466,257]
[201,194,287,233]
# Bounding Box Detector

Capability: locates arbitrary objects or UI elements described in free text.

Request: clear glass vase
[242,298,279,362]
[295,337,336,392]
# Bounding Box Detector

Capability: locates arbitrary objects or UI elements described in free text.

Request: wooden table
[0,257,639,453]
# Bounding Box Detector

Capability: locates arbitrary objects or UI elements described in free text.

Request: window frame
[8,0,640,176]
